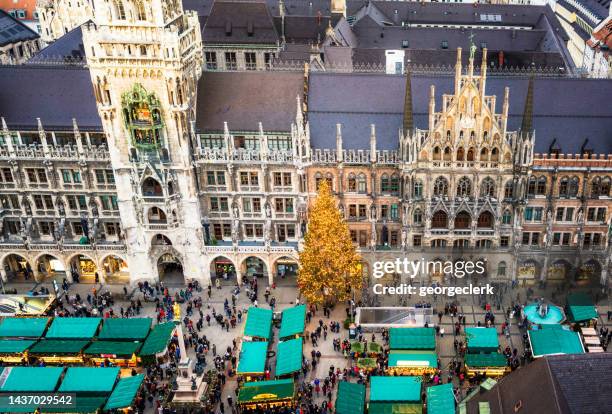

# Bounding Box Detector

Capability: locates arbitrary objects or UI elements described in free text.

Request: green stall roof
[279,304,306,339]
[45,318,102,340]
[335,381,365,414]
[238,379,294,404]
[370,376,421,403]
[426,383,455,414]
[0,317,50,338]
[528,325,585,358]
[43,397,107,413]
[566,293,598,323]
[388,351,438,368]
[58,367,120,393]
[98,318,152,341]
[139,322,176,356]
[104,374,145,410]
[465,328,499,353]
[0,339,35,353]
[368,402,422,414]
[0,367,64,392]
[244,307,273,340]
[84,341,141,357]
[29,340,89,354]
[464,353,508,368]
[389,328,435,350]
[275,338,302,377]
[237,341,268,374]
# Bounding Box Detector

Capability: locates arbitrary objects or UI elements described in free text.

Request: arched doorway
[210,256,237,286]
[548,259,571,283]
[157,253,184,285]
[273,256,298,286]
[577,260,601,287]
[152,234,172,246]
[142,177,163,197]
[432,211,448,228]
[101,255,129,284]
[3,254,33,282]
[241,256,267,282]
[36,254,66,281]
[518,259,539,284]
[454,211,471,229]
[69,254,97,283]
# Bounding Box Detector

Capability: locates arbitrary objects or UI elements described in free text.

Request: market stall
[28,340,89,364]
[386,351,438,376]
[528,325,585,358]
[426,383,455,414]
[355,357,377,372]
[0,339,35,363]
[464,353,510,378]
[0,367,64,412]
[243,307,273,341]
[465,328,499,354]
[335,381,365,414]
[236,341,268,382]
[278,305,306,341]
[389,327,436,350]
[566,293,598,325]
[45,317,102,340]
[0,317,50,338]
[103,374,145,412]
[57,367,120,414]
[139,322,177,364]
[275,338,302,378]
[368,376,423,414]
[237,379,295,411]
[97,318,152,341]
[84,341,142,367]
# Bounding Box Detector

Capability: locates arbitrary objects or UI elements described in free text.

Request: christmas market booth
[0,339,35,363]
[368,376,423,414]
[275,338,303,378]
[528,325,585,358]
[389,327,436,351]
[97,318,152,342]
[103,374,145,413]
[236,341,268,382]
[565,293,598,325]
[244,307,273,341]
[0,367,65,412]
[278,305,306,341]
[464,353,510,378]
[0,316,50,338]
[138,322,177,365]
[237,378,295,411]
[28,339,89,364]
[426,383,455,414]
[45,317,102,340]
[335,381,365,414]
[84,341,142,367]
[465,328,499,353]
[386,351,438,376]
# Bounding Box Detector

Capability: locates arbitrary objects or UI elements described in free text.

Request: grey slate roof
[0,65,100,130]
[29,25,85,63]
[308,72,612,154]
[195,71,304,133]
[0,9,39,47]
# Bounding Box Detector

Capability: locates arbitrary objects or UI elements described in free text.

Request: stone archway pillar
[0,269,7,283]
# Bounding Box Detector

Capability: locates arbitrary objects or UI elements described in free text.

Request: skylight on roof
[480,14,502,22]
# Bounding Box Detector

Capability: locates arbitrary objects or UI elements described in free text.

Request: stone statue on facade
[401,228,408,250]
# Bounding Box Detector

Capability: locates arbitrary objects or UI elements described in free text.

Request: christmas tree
[298,180,362,305]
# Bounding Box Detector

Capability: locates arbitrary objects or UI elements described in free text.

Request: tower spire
[403,65,414,134]
[521,75,535,133]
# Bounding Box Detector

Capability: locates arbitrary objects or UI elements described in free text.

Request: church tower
[82,0,206,285]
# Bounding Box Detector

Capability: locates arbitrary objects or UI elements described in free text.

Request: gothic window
[347,174,356,192]
[433,177,448,197]
[413,180,423,198]
[413,209,422,224]
[381,174,390,192]
[593,176,611,197]
[480,177,496,198]
[536,177,547,195]
[325,173,334,190]
[432,210,448,228]
[456,177,472,197]
[559,176,569,197]
[114,0,126,20]
[390,174,400,194]
[477,211,493,228]
[357,174,367,193]
[497,261,506,276]
[502,209,512,225]
[490,147,499,162]
[135,0,146,20]
[480,147,489,161]
[504,181,514,199]
[467,147,475,161]
[454,211,471,229]
[569,176,579,197]
[433,146,441,161]
[457,147,465,161]
[315,172,323,190]
[527,177,536,196]
[443,146,451,161]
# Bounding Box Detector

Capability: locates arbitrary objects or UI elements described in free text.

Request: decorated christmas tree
[298,181,362,305]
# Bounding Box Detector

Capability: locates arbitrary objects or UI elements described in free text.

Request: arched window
[477,211,493,228]
[357,174,367,193]
[504,181,514,199]
[443,146,451,161]
[381,174,390,193]
[497,261,507,276]
[135,0,146,20]
[433,146,441,161]
[347,174,356,192]
[490,147,499,162]
[480,147,489,161]
[433,177,448,197]
[569,176,579,197]
[114,0,126,20]
[536,176,547,195]
[601,177,611,197]
[559,176,569,197]
[325,173,334,190]
[480,177,496,198]
[413,180,423,198]
[527,176,537,196]
[454,211,471,229]
[432,211,448,228]
[457,147,465,161]
[142,177,163,196]
[456,176,472,197]
[413,209,422,224]
[502,209,512,224]
[390,174,400,194]
[315,172,323,190]
[467,147,475,161]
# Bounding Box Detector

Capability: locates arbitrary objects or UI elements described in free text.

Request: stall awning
[465,328,499,353]
[237,341,268,374]
[426,383,455,414]
[566,293,598,323]
[335,381,365,414]
[528,325,585,358]
[279,304,306,339]
[244,307,273,340]
[238,379,294,404]
[370,376,421,403]
[84,341,141,357]
[0,367,64,392]
[58,367,120,393]
[139,322,175,356]
[104,374,145,410]
[464,353,508,368]
[97,318,152,341]
[275,338,302,377]
[368,402,422,414]
[29,340,89,354]
[388,351,438,368]
[43,397,107,413]
[0,339,35,354]
[0,317,50,338]
[389,328,435,350]
[45,317,102,340]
